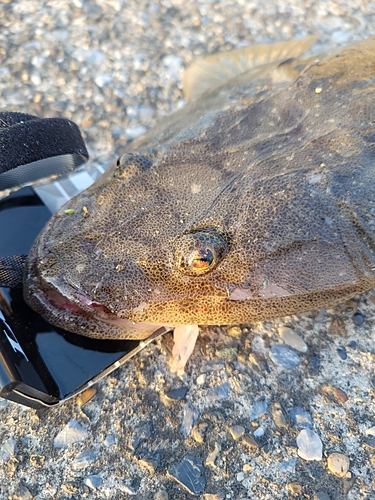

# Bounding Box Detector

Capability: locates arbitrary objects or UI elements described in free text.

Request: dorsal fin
[183,36,319,101]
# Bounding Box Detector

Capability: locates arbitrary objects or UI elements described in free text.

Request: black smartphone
[0,186,168,409]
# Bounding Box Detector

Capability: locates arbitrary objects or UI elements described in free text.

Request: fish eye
[174,229,227,276]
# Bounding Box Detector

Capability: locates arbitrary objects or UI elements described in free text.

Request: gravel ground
[2,1,375,499]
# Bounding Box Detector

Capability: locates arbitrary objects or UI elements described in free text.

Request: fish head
[24,147,248,338]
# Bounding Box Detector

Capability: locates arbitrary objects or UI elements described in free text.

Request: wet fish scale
[24,38,375,353]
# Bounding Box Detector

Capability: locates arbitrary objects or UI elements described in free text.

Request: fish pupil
[189,248,214,270]
[174,228,227,276]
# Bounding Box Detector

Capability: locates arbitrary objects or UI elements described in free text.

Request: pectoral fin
[169,324,199,373]
[183,35,319,101]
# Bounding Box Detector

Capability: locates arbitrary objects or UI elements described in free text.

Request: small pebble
[365,426,375,436]
[205,441,221,467]
[125,125,147,140]
[196,374,206,385]
[138,450,161,472]
[72,450,97,470]
[72,48,105,64]
[94,74,113,88]
[192,423,208,444]
[333,387,348,403]
[180,401,200,438]
[296,429,323,461]
[314,309,326,331]
[248,352,269,372]
[347,340,357,349]
[314,491,331,500]
[227,326,242,337]
[363,436,375,449]
[270,344,301,370]
[289,407,313,429]
[353,312,365,326]
[84,475,103,490]
[315,87,322,94]
[0,438,16,462]
[162,54,183,79]
[30,454,45,468]
[328,318,347,337]
[236,472,245,481]
[253,425,265,438]
[168,454,206,495]
[11,486,33,500]
[243,463,252,471]
[165,387,188,400]
[54,419,88,448]
[278,327,308,353]
[345,299,357,310]
[242,434,259,448]
[0,400,8,410]
[309,355,320,370]
[250,396,268,421]
[131,422,153,450]
[262,443,271,453]
[154,489,169,500]
[251,336,266,353]
[287,482,302,495]
[77,387,97,406]
[122,484,136,495]
[103,435,116,447]
[272,402,288,429]
[215,347,237,361]
[279,457,297,474]
[205,382,231,402]
[228,425,245,440]
[327,452,350,477]
[337,346,347,360]
[200,359,225,373]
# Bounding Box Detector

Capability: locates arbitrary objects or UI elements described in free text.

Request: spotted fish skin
[24,37,375,340]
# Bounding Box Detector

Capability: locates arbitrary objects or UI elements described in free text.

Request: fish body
[24,37,375,365]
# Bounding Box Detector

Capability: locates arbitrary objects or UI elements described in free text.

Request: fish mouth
[23,222,170,340]
[25,271,169,340]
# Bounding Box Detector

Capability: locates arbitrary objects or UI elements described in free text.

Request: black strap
[0,112,89,288]
[0,112,89,190]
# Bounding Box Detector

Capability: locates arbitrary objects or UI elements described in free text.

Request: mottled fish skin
[24,37,375,340]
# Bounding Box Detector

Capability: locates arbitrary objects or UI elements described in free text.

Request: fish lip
[24,252,117,324]
[25,267,166,339]
[24,223,170,339]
